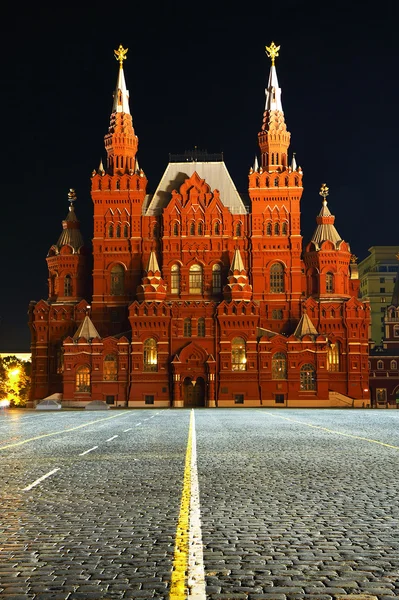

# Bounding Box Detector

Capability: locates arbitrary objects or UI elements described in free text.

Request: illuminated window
[76,365,91,392]
[394,325,399,338]
[300,364,316,391]
[376,388,387,404]
[110,264,124,295]
[327,341,340,372]
[326,272,334,293]
[232,337,246,371]
[171,264,180,294]
[270,263,284,293]
[189,264,202,294]
[103,354,117,381]
[391,360,397,370]
[212,264,221,294]
[197,317,205,337]
[272,352,287,379]
[64,274,72,297]
[184,318,192,337]
[377,360,384,370]
[143,338,157,371]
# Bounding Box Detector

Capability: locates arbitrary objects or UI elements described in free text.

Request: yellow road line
[0,413,127,451]
[266,412,399,450]
[170,410,193,599]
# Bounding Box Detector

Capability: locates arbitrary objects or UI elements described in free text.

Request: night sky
[2,1,399,351]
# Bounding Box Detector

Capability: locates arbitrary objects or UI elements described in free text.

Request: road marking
[23,468,60,491]
[136,422,141,426]
[123,428,133,432]
[170,410,205,600]
[106,435,118,442]
[0,413,127,451]
[79,446,98,456]
[265,412,399,450]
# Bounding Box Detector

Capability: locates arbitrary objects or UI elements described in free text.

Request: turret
[223,248,252,302]
[136,251,167,302]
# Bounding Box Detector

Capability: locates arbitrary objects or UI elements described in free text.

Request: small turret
[223,248,252,302]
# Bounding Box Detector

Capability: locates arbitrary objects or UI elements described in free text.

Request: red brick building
[28,44,370,408]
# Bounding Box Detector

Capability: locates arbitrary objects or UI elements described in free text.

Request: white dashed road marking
[106,435,118,442]
[79,446,98,456]
[23,468,60,491]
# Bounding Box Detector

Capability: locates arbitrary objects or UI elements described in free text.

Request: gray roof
[294,313,319,338]
[73,316,101,341]
[310,199,343,249]
[144,161,248,216]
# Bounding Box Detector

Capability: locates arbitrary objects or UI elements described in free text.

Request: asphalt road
[1,408,399,599]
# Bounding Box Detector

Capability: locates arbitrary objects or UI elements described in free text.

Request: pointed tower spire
[258,42,291,171]
[253,156,259,172]
[311,184,344,248]
[223,249,252,301]
[291,153,297,171]
[136,251,166,302]
[294,312,319,338]
[104,45,138,175]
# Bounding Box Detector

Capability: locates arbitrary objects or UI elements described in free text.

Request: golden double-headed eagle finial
[114,44,128,67]
[68,188,77,203]
[265,41,280,66]
[319,183,329,199]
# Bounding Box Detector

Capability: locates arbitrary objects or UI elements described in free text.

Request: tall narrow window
[272,352,287,379]
[300,364,316,390]
[108,223,114,238]
[270,263,284,293]
[214,222,220,235]
[123,224,129,238]
[103,354,117,381]
[190,222,195,236]
[232,337,246,371]
[197,317,205,337]
[64,274,72,297]
[184,318,192,337]
[143,338,157,371]
[327,342,340,372]
[267,222,272,236]
[235,222,242,237]
[212,264,221,294]
[274,222,280,235]
[76,365,91,392]
[116,224,121,238]
[189,264,202,294]
[282,222,288,236]
[173,222,180,236]
[326,272,334,293]
[171,264,180,294]
[274,178,279,187]
[110,264,125,295]
[198,221,204,235]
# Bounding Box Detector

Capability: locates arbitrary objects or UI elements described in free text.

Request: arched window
[272,309,283,319]
[190,221,195,236]
[212,264,221,294]
[197,317,205,337]
[270,263,284,293]
[104,354,117,381]
[235,222,242,237]
[198,221,204,235]
[271,153,275,165]
[272,352,287,379]
[64,274,72,297]
[274,222,280,236]
[327,342,340,372]
[300,364,316,390]
[282,222,287,236]
[266,222,272,236]
[76,365,91,392]
[377,360,384,370]
[171,264,180,294]
[184,318,192,337]
[173,222,180,236]
[391,360,397,370]
[214,221,220,235]
[123,224,129,238]
[326,272,334,293]
[116,224,121,238]
[274,178,279,187]
[108,223,114,238]
[110,264,125,295]
[232,337,246,371]
[143,338,157,371]
[189,264,202,294]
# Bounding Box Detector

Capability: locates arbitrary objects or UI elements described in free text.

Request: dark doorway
[183,376,206,407]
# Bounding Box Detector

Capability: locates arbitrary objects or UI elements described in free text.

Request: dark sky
[2,1,399,351]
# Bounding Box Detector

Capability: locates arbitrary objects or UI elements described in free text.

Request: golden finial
[68,188,77,203]
[351,254,358,264]
[395,253,399,261]
[114,44,128,68]
[265,42,280,66]
[319,183,329,199]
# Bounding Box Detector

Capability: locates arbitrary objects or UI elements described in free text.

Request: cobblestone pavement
[1,408,399,599]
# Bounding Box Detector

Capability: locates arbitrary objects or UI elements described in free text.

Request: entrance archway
[183,376,205,407]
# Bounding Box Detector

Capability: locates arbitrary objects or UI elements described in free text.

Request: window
[145,395,155,404]
[197,317,205,337]
[184,318,192,337]
[275,394,285,404]
[103,354,117,381]
[123,224,129,238]
[190,222,195,236]
[395,325,399,338]
[300,364,316,391]
[110,264,124,295]
[214,222,220,235]
[270,263,284,293]
[116,224,121,238]
[232,337,246,371]
[198,221,204,235]
[76,365,91,392]
[234,394,244,404]
[377,360,384,370]
[272,352,287,379]
[282,222,287,236]
[381,297,386,303]
[143,338,157,371]
[327,341,340,372]
[380,288,385,293]
[108,223,114,238]
[212,264,221,294]
[64,274,72,297]
[272,309,283,319]
[391,360,397,370]
[266,222,272,236]
[274,222,280,236]
[173,222,180,236]
[235,223,242,237]
[189,264,202,294]
[171,264,180,294]
[106,395,115,405]
[376,388,387,404]
[274,178,279,187]
[326,272,334,293]
[380,277,385,283]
